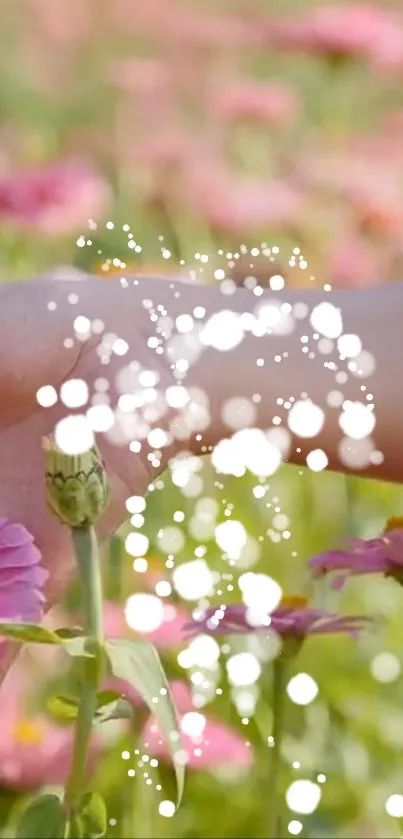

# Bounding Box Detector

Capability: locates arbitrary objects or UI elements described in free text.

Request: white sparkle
[60,379,89,409]
[287,673,318,705]
[36,385,57,408]
[286,780,321,814]
[55,415,94,455]
[125,593,164,633]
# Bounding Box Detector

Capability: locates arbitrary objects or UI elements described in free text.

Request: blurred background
[2,1,403,837]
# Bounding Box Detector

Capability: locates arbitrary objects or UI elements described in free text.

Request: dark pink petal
[0,519,47,624]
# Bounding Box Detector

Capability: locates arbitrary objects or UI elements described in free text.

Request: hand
[0,272,401,683]
[0,276,175,680]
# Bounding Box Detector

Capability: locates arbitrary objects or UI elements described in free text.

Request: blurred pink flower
[182,164,302,233]
[268,5,403,68]
[0,667,86,790]
[143,681,253,769]
[164,13,263,49]
[327,233,383,287]
[210,80,299,127]
[297,148,403,238]
[108,57,172,97]
[310,517,403,588]
[101,604,252,769]
[27,0,92,47]
[103,599,191,649]
[0,160,111,235]
[0,518,47,629]
[109,0,262,48]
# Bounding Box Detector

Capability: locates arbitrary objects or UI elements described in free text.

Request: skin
[0,274,401,679]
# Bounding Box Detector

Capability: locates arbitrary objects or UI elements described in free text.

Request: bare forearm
[133,277,400,482]
[2,276,402,484]
[179,281,402,482]
[86,276,403,483]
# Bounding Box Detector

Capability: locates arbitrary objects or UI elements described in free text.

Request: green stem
[267,658,287,839]
[64,526,104,811]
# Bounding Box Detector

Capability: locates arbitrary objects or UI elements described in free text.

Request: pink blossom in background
[296,148,403,239]
[0,160,111,235]
[210,80,300,127]
[182,163,303,233]
[143,681,253,769]
[108,0,263,48]
[27,0,92,47]
[161,12,263,50]
[0,518,47,629]
[268,4,403,68]
[345,179,403,238]
[103,600,191,649]
[108,57,173,97]
[0,667,83,790]
[327,233,384,287]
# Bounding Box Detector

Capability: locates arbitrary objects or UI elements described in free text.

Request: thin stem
[64,526,104,810]
[73,526,104,643]
[267,658,288,839]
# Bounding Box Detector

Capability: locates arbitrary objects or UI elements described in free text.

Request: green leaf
[61,636,95,658]
[55,626,84,639]
[48,690,123,723]
[0,623,92,659]
[95,689,122,708]
[77,792,107,837]
[105,637,185,806]
[0,622,62,644]
[47,694,80,722]
[95,697,133,723]
[17,794,67,839]
[65,814,83,838]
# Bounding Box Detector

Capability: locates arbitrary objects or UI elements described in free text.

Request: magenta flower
[309,519,403,588]
[210,80,299,127]
[0,518,47,626]
[184,597,368,639]
[0,160,111,235]
[0,658,101,790]
[326,233,384,289]
[182,163,303,234]
[268,5,403,69]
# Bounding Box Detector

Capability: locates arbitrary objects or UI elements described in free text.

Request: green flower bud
[43,438,110,528]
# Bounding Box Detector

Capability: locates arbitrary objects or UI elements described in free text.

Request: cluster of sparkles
[37,235,385,827]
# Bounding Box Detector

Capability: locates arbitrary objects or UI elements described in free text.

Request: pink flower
[143,681,252,769]
[210,80,299,127]
[0,160,111,235]
[0,656,103,790]
[182,164,302,233]
[297,147,403,238]
[27,0,92,47]
[327,233,384,288]
[268,5,403,68]
[0,518,47,627]
[100,604,252,769]
[0,666,77,790]
[108,57,172,97]
[310,518,403,588]
[184,597,368,638]
[103,600,191,649]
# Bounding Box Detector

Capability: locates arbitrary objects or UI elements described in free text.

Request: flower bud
[43,438,110,528]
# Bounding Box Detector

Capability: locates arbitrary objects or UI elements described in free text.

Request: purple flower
[309,517,403,588]
[183,596,368,640]
[0,518,48,625]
